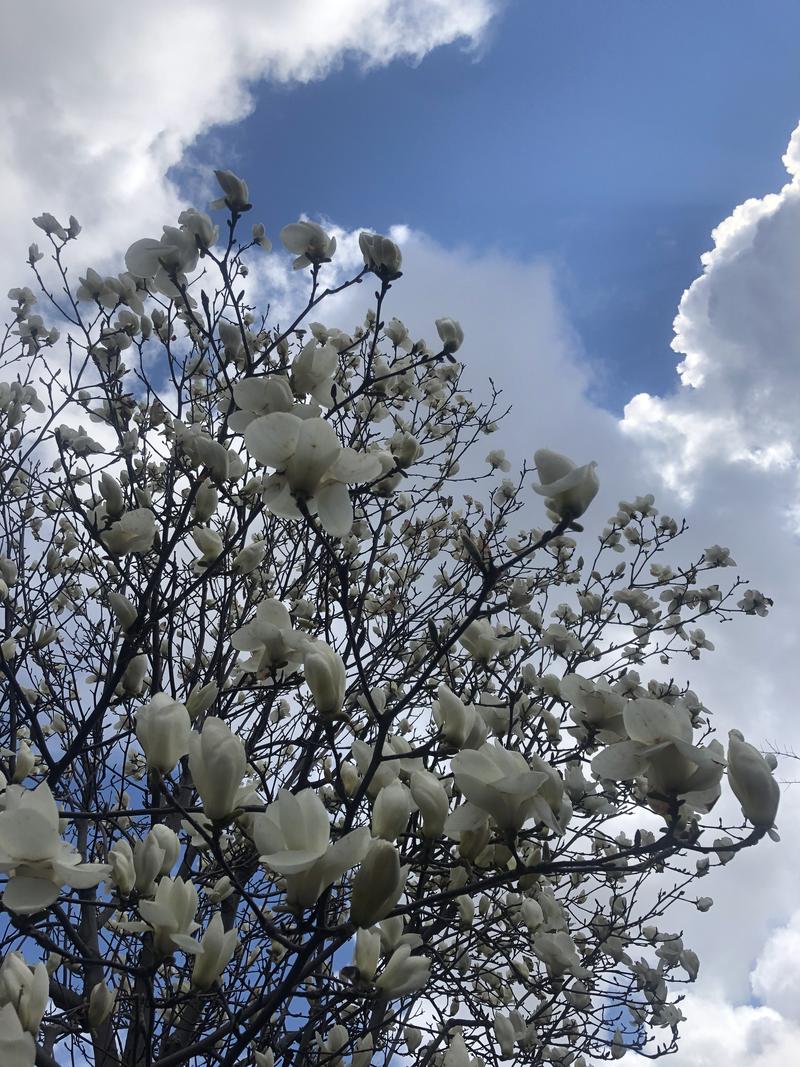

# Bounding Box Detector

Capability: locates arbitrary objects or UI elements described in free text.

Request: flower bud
[727,729,780,829]
[135,693,191,774]
[191,912,238,990]
[372,781,413,841]
[435,317,464,354]
[303,642,346,717]
[354,927,380,981]
[410,769,449,838]
[350,840,408,928]
[189,717,247,820]
[88,980,117,1029]
[359,231,402,280]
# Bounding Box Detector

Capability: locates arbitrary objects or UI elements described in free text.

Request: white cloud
[751,909,800,1022]
[621,120,800,514]
[0,0,498,295]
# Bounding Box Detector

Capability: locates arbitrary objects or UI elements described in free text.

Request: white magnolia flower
[433,684,487,750]
[280,220,336,270]
[560,674,627,741]
[350,839,409,928]
[32,212,68,240]
[0,953,48,1033]
[726,730,780,829]
[191,912,238,989]
[458,619,512,663]
[100,508,156,556]
[450,742,561,833]
[135,693,192,774]
[0,1002,35,1067]
[210,169,251,213]
[189,717,247,821]
[410,769,449,838]
[444,1031,477,1067]
[372,781,414,841]
[435,317,464,354]
[354,927,380,981]
[134,876,200,956]
[87,980,117,1029]
[252,789,369,908]
[245,413,382,537]
[292,341,339,406]
[185,680,219,720]
[303,641,347,718]
[125,224,200,298]
[532,448,599,522]
[177,208,218,250]
[231,599,307,675]
[228,375,294,433]
[532,930,590,978]
[592,699,725,814]
[191,526,223,571]
[232,541,267,575]
[0,783,110,914]
[375,944,430,998]
[359,232,403,280]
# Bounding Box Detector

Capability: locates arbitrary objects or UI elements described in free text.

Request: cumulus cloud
[0,0,498,294]
[622,119,800,513]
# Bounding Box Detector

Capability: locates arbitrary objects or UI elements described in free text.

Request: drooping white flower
[560,673,627,741]
[178,208,218,250]
[32,212,68,240]
[726,730,780,829]
[280,220,336,270]
[292,341,339,406]
[354,927,381,981]
[304,641,347,718]
[443,1030,476,1067]
[228,375,294,433]
[191,912,238,989]
[532,930,590,978]
[135,693,192,774]
[189,717,247,821]
[532,449,599,522]
[0,783,110,914]
[245,413,382,537]
[252,789,369,909]
[232,541,267,575]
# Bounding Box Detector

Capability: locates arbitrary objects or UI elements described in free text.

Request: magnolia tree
[0,171,782,1067]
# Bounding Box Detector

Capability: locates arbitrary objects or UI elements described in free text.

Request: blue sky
[177,0,800,409]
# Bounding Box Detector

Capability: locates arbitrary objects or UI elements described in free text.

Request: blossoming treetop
[0,169,780,1067]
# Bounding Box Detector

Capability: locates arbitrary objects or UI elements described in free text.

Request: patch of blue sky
[170,0,800,413]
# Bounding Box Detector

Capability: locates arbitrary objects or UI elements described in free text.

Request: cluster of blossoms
[0,170,780,1067]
